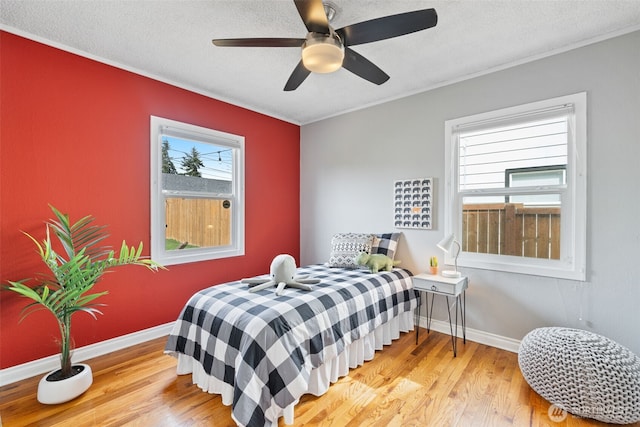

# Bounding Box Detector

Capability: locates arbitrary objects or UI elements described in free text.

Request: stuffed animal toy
[355,252,400,273]
[241,254,320,296]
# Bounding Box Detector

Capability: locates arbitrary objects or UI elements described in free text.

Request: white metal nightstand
[412,273,468,357]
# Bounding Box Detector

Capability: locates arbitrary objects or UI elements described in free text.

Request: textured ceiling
[2,0,640,124]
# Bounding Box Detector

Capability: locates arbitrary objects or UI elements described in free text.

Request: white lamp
[301,33,344,73]
[437,234,462,278]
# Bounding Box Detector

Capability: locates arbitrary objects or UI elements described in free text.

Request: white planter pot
[37,363,93,404]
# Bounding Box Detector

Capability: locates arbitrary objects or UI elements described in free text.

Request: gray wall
[300,30,640,355]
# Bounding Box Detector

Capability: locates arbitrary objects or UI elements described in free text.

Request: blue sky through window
[163,135,232,181]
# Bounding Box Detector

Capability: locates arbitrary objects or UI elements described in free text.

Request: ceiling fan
[212,0,438,91]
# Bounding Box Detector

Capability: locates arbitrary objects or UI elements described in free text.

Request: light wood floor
[1,329,636,426]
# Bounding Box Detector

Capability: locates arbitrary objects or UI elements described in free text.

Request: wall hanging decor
[393,177,432,229]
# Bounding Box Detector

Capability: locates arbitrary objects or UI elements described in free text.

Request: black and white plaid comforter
[165,264,416,427]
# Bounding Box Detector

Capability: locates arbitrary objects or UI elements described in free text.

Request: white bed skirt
[174,311,415,425]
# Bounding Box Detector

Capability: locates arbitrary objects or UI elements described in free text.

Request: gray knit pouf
[518,327,640,424]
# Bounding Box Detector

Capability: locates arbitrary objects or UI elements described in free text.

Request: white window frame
[150,116,245,266]
[443,93,587,280]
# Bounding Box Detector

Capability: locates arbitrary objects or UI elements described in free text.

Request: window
[150,116,244,265]
[444,93,586,280]
[505,165,566,205]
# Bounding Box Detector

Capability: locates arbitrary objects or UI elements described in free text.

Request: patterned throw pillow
[328,233,375,268]
[371,233,402,261]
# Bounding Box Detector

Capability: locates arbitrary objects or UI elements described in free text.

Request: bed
[165,235,416,427]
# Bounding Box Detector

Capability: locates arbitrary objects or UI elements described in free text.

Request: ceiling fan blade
[342,48,390,85]
[284,60,311,91]
[212,38,305,48]
[294,0,329,34]
[337,8,437,46]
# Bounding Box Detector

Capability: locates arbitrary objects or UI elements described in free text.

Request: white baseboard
[1,317,520,387]
[417,315,521,353]
[0,322,175,387]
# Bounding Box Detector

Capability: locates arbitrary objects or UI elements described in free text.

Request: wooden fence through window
[462,203,561,259]
[165,198,231,248]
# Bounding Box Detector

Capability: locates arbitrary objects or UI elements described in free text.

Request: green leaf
[4,205,165,357]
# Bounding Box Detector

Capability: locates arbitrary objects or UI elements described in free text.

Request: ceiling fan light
[302,35,344,73]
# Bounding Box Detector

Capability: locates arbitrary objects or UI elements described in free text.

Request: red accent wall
[0,31,300,369]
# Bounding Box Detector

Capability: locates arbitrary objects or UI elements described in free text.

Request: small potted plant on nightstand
[5,205,164,404]
[429,256,438,275]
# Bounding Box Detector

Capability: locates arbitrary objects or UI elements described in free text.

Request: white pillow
[328,233,375,268]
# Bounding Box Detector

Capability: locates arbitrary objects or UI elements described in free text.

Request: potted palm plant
[6,205,163,404]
